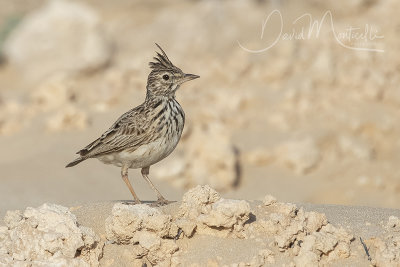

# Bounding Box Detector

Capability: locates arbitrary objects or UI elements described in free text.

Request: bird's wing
[77,105,150,158]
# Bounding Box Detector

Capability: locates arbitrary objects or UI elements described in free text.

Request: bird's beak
[180,73,200,84]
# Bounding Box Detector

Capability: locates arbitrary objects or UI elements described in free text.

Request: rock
[191,88,251,126]
[79,226,104,266]
[368,216,400,265]
[338,135,375,160]
[386,216,400,229]
[3,0,111,80]
[296,224,349,263]
[371,234,400,266]
[29,74,90,132]
[275,138,321,174]
[267,112,291,131]
[91,69,139,111]
[0,203,103,266]
[178,185,251,238]
[105,203,176,243]
[0,100,26,136]
[45,105,89,132]
[153,158,187,189]
[3,209,22,228]
[305,212,328,233]
[184,121,239,190]
[180,185,221,212]
[105,203,178,265]
[243,149,273,166]
[31,73,75,112]
[256,199,352,265]
[199,199,250,229]
[263,195,277,206]
[155,121,240,191]
[175,218,197,238]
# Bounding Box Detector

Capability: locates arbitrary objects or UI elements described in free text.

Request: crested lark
[66,44,199,205]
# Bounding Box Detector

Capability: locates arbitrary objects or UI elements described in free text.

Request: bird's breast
[98,99,185,169]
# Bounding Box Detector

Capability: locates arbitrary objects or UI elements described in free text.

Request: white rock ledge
[1,186,399,266]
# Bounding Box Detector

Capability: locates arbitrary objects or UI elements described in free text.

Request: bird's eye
[162,74,169,81]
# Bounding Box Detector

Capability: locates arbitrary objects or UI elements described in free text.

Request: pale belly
[97,134,181,169]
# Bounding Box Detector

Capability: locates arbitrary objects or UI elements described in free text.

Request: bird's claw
[150,197,171,207]
[121,200,142,205]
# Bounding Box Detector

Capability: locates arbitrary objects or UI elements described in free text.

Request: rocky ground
[0,0,399,265]
[1,186,400,266]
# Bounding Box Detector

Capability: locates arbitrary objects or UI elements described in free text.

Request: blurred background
[0,0,399,217]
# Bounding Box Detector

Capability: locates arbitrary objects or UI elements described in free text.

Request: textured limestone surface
[1,186,400,266]
[0,203,103,266]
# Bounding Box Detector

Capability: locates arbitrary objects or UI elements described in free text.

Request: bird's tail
[66,157,86,168]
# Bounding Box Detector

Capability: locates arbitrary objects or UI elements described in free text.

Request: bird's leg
[141,166,170,206]
[121,165,141,204]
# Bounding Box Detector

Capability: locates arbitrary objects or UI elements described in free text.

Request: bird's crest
[149,43,175,70]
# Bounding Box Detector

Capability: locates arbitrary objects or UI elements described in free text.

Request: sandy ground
[0,0,400,265]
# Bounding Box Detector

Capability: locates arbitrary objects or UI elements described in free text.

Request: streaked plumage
[66,44,199,205]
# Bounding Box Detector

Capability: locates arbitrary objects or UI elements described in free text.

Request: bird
[66,44,199,206]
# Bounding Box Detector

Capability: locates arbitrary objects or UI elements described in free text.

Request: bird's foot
[121,199,142,205]
[150,197,171,207]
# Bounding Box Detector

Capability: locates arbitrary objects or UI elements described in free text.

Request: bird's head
[146,44,199,99]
